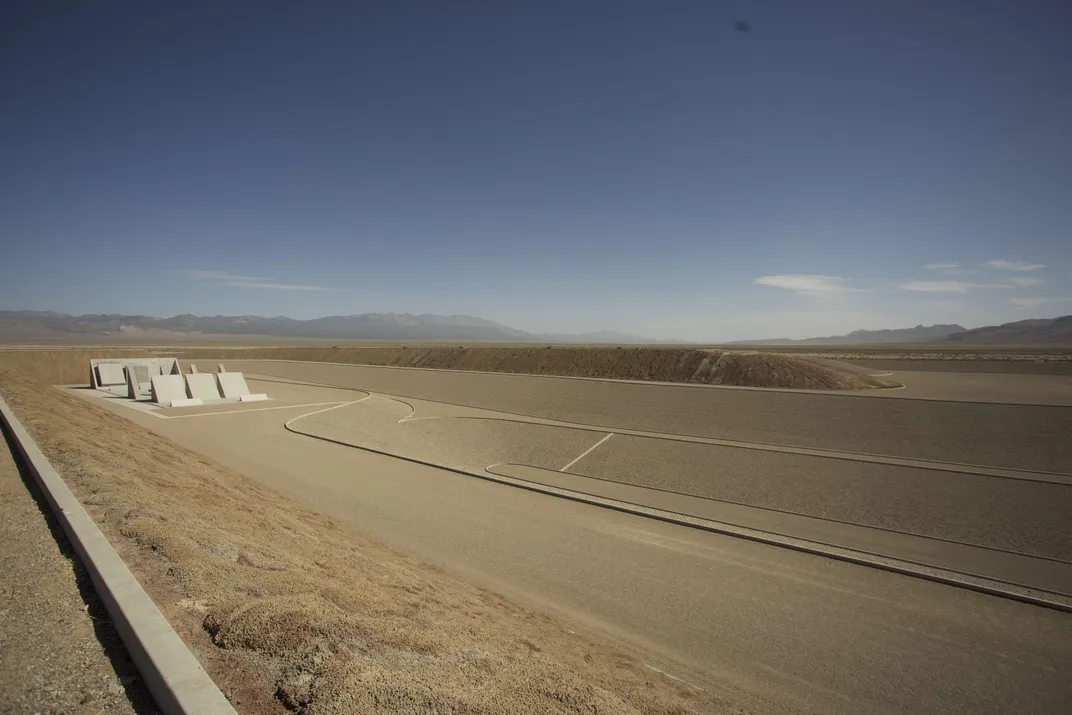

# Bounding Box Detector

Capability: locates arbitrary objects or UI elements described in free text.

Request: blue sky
[2,1,1069,341]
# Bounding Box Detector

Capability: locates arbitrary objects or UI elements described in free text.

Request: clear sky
[2,1,1069,341]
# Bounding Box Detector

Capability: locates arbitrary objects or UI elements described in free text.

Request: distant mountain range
[2,311,1070,345]
[940,315,1072,345]
[731,316,1072,345]
[729,324,967,345]
[0,311,656,344]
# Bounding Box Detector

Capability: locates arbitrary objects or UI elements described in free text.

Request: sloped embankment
[176,346,898,389]
[0,351,712,713]
[0,348,153,385]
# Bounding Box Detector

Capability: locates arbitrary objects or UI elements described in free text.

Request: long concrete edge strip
[205,357,906,396]
[282,416,1072,614]
[247,371,1071,485]
[0,395,237,715]
[212,355,1069,407]
[484,465,1072,612]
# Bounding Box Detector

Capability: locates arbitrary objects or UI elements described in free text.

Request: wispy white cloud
[755,274,863,295]
[177,269,271,282]
[920,262,979,276]
[1012,296,1072,310]
[983,259,1046,271]
[908,298,965,312]
[1007,276,1045,288]
[216,280,347,292]
[177,269,348,292]
[897,280,1012,294]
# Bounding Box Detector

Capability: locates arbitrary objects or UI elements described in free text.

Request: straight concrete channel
[0,395,236,715]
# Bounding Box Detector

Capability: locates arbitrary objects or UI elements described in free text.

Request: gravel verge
[0,424,158,715]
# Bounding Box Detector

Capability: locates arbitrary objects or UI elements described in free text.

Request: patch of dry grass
[0,351,733,714]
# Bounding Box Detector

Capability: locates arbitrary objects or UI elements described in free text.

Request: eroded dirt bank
[176,346,898,389]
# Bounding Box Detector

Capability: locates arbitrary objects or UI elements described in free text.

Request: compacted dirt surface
[0,423,158,714]
[178,346,897,390]
[0,349,731,714]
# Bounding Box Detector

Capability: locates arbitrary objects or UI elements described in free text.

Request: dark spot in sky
[735,21,750,33]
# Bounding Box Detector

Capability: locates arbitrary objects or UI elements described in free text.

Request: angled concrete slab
[215,372,251,399]
[96,363,127,386]
[125,367,140,400]
[91,358,180,383]
[189,364,199,374]
[151,375,187,405]
[218,364,226,373]
[238,393,269,402]
[185,373,221,401]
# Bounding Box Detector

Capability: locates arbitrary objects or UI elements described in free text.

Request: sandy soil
[0,424,158,715]
[174,346,896,390]
[0,350,727,714]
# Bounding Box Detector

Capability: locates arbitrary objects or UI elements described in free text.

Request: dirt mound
[0,353,711,713]
[176,346,897,389]
[704,352,895,389]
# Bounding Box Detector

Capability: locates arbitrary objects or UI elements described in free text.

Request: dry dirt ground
[176,346,896,390]
[0,349,732,714]
[0,423,159,715]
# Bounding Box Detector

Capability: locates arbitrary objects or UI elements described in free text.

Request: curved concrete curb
[0,396,237,715]
[257,375,1072,485]
[485,465,1072,613]
[282,414,1072,614]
